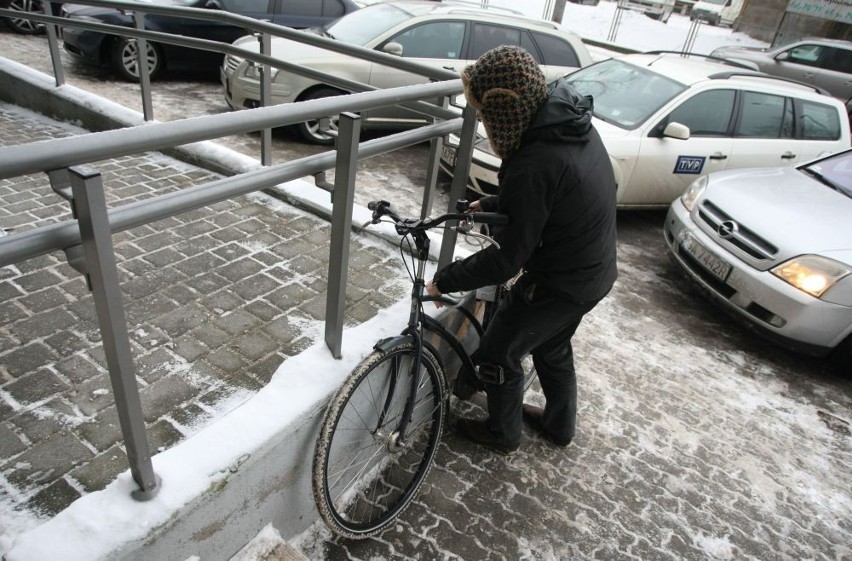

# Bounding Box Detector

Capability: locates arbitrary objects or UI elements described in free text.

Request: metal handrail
[0,1,479,501]
[0,79,461,182]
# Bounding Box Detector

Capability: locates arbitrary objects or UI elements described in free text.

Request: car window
[567,59,687,129]
[805,151,852,198]
[668,89,735,136]
[279,0,321,17]
[736,91,793,138]
[820,47,852,74]
[221,0,269,12]
[468,23,522,60]
[797,99,842,141]
[785,44,823,67]
[388,21,465,59]
[531,32,579,68]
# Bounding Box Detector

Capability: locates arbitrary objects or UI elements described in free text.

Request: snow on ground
[0,3,774,559]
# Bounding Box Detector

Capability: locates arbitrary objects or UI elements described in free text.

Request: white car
[221,0,593,144]
[665,148,852,367]
[441,52,851,207]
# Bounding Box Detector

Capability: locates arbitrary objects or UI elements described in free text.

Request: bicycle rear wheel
[313,342,446,539]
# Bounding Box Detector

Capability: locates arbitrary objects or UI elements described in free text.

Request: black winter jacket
[433,79,618,302]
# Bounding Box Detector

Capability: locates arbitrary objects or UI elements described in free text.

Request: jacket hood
[525,79,593,143]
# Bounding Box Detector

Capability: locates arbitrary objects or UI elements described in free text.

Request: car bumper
[664,200,852,356]
[221,66,295,111]
[61,27,106,64]
[438,139,500,197]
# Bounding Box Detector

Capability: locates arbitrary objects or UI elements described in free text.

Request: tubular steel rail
[0,1,481,501]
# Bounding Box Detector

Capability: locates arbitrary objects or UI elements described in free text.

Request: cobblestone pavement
[0,103,411,520]
[2,30,852,561]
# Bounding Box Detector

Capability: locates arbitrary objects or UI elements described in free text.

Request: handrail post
[133,10,154,121]
[259,31,272,166]
[420,95,449,220]
[438,104,478,270]
[43,1,65,86]
[68,165,160,501]
[324,112,361,359]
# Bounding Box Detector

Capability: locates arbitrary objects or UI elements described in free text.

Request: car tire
[110,37,163,82]
[4,0,45,35]
[296,87,346,145]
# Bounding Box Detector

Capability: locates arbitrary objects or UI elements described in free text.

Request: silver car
[222,0,592,144]
[711,38,852,109]
[664,149,852,367]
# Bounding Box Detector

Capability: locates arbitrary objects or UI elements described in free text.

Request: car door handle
[709,152,728,160]
[443,66,456,72]
[781,151,796,160]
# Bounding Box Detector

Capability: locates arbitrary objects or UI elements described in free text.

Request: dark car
[60,0,360,81]
[0,0,62,34]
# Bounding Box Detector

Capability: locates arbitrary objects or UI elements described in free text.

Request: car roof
[383,0,566,33]
[616,51,841,100]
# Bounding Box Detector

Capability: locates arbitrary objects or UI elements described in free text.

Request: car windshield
[322,3,411,46]
[803,151,852,198]
[566,59,686,129]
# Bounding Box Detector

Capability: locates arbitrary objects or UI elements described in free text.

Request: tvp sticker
[674,156,706,175]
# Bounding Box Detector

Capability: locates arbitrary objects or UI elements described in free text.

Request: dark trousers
[474,274,601,446]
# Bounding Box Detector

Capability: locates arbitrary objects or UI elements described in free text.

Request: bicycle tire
[313,342,446,539]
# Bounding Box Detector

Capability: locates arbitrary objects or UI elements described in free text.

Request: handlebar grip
[471,212,509,225]
[368,200,389,211]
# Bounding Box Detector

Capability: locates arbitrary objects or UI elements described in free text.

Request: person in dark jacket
[426,45,617,455]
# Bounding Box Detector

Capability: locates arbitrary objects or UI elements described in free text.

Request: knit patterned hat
[462,45,548,159]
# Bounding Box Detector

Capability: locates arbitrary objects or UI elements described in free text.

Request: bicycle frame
[364,200,507,447]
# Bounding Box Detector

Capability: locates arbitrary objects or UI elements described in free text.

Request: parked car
[664,148,852,368]
[620,0,675,23]
[690,0,743,26]
[0,0,60,34]
[440,52,851,205]
[711,39,852,111]
[60,0,360,81]
[222,0,593,144]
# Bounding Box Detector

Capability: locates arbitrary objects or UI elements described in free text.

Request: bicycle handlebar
[367,200,508,231]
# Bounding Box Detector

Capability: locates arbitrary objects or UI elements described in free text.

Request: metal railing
[0,1,480,501]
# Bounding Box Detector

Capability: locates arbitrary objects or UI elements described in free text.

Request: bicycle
[312,199,537,539]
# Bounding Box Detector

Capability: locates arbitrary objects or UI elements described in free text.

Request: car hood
[702,166,852,262]
[588,117,631,139]
[232,33,345,62]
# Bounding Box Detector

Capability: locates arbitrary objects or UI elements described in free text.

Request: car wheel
[4,0,45,35]
[110,37,163,82]
[296,87,345,145]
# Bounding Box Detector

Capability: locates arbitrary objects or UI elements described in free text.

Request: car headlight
[244,64,278,81]
[680,175,708,212]
[771,255,852,299]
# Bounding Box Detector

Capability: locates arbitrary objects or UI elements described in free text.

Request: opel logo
[718,220,739,239]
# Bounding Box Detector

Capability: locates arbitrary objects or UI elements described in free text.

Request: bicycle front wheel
[313,342,446,539]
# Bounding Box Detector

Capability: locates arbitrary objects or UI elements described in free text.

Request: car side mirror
[383,42,404,57]
[204,0,223,9]
[663,122,690,140]
[775,51,789,62]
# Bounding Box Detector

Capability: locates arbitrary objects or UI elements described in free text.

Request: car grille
[697,200,778,262]
[224,55,242,74]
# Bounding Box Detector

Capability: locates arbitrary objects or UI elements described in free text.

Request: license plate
[441,145,457,167]
[682,235,731,282]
